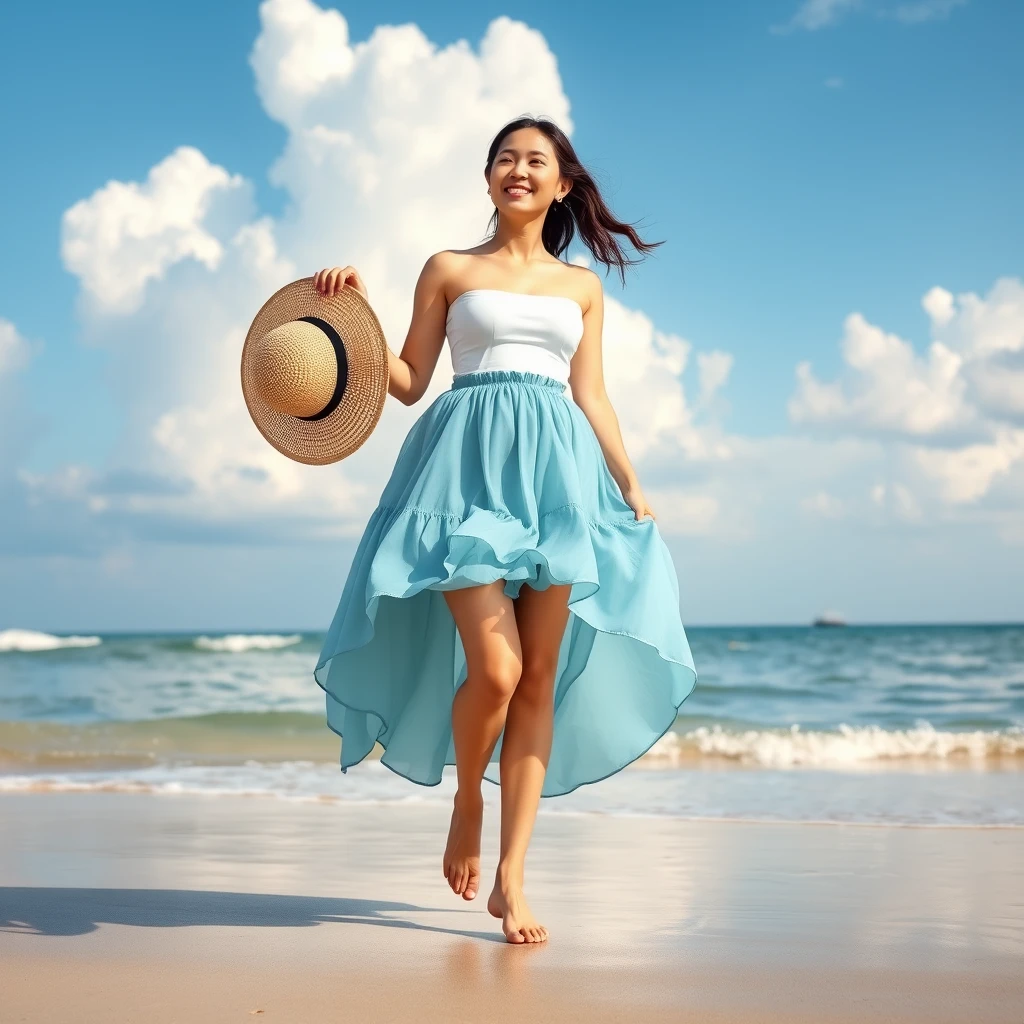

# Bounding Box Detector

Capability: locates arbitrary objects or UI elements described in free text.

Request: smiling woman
[309,115,698,946]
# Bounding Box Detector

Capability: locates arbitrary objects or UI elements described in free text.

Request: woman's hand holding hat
[313,265,368,301]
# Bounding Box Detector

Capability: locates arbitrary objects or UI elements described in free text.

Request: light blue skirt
[314,368,698,797]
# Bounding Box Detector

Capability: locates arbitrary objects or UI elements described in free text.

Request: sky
[0,0,1021,631]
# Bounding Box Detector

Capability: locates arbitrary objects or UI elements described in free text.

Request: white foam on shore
[1,760,1022,827]
[648,723,1024,768]
[0,762,450,808]
[0,629,102,653]
[193,634,302,653]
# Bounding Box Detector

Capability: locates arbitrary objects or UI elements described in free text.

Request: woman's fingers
[312,266,363,298]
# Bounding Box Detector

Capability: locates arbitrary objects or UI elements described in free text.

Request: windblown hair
[483,115,664,286]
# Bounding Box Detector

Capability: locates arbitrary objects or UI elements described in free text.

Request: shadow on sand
[0,887,502,942]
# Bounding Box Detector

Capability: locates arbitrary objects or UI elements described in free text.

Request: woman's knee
[514,653,559,706]
[473,657,522,703]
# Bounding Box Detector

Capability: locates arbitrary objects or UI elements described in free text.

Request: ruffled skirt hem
[314,503,697,798]
[314,368,698,798]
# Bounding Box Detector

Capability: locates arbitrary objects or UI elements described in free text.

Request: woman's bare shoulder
[561,263,602,314]
[420,250,481,302]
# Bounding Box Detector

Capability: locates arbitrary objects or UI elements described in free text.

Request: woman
[312,116,697,945]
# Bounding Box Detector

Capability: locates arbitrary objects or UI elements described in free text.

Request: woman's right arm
[313,256,450,407]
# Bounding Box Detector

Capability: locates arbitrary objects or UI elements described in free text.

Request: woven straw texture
[241,278,389,465]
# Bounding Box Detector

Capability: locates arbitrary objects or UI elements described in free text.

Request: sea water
[1,625,1021,826]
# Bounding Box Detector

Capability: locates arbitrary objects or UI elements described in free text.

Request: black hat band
[296,316,349,421]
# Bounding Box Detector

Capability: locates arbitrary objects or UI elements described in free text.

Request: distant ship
[812,611,847,628]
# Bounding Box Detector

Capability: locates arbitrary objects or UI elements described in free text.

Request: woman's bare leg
[487,581,572,943]
[441,581,523,901]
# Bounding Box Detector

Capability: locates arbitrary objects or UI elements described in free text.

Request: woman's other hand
[622,483,656,522]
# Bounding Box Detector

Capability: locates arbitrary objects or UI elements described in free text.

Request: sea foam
[0,629,102,653]
[648,723,1024,768]
[193,634,303,653]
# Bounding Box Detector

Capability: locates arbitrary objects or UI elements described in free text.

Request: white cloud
[61,147,249,316]
[913,431,1024,504]
[0,318,29,375]
[824,76,845,89]
[774,0,967,32]
[889,0,967,24]
[697,350,734,406]
[789,277,1024,508]
[597,300,732,468]
[789,311,970,438]
[773,0,862,33]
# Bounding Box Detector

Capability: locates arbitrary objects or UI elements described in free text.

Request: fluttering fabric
[315,368,698,797]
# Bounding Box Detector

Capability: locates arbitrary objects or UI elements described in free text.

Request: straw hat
[241,277,389,465]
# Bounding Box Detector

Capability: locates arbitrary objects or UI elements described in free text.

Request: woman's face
[487,127,568,215]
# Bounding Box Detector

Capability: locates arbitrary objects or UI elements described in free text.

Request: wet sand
[1,792,1022,1023]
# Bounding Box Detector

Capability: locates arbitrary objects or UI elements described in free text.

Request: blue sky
[0,0,1021,630]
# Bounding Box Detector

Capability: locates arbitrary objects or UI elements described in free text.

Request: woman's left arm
[567,274,656,523]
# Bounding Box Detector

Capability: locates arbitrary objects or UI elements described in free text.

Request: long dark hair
[483,115,664,286]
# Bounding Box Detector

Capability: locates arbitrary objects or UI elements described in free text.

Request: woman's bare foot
[442,792,482,900]
[487,868,548,943]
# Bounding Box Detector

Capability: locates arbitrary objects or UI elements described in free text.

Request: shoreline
[3,754,1021,828]
[3,785,1024,830]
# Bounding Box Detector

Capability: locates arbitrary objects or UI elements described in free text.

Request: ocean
[1,624,1022,827]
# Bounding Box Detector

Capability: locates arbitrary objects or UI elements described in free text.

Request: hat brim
[241,278,390,466]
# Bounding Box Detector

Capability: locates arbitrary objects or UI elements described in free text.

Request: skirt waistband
[452,369,566,392]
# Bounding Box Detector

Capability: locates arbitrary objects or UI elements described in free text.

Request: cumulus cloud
[61,147,250,316]
[597,298,732,468]
[913,431,1024,504]
[924,278,1024,421]
[789,277,1024,507]
[789,311,971,439]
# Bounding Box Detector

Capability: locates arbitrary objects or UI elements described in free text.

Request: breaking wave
[0,629,102,653]
[193,634,303,653]
[648,723,1024,768]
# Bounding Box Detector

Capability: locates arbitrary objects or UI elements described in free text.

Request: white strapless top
[445,288,584,385]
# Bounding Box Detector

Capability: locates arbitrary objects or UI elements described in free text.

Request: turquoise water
[1,624,1022,825]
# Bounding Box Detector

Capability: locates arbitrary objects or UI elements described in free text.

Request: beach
[2,791,1022,1023]
[2,624,1022,1020]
